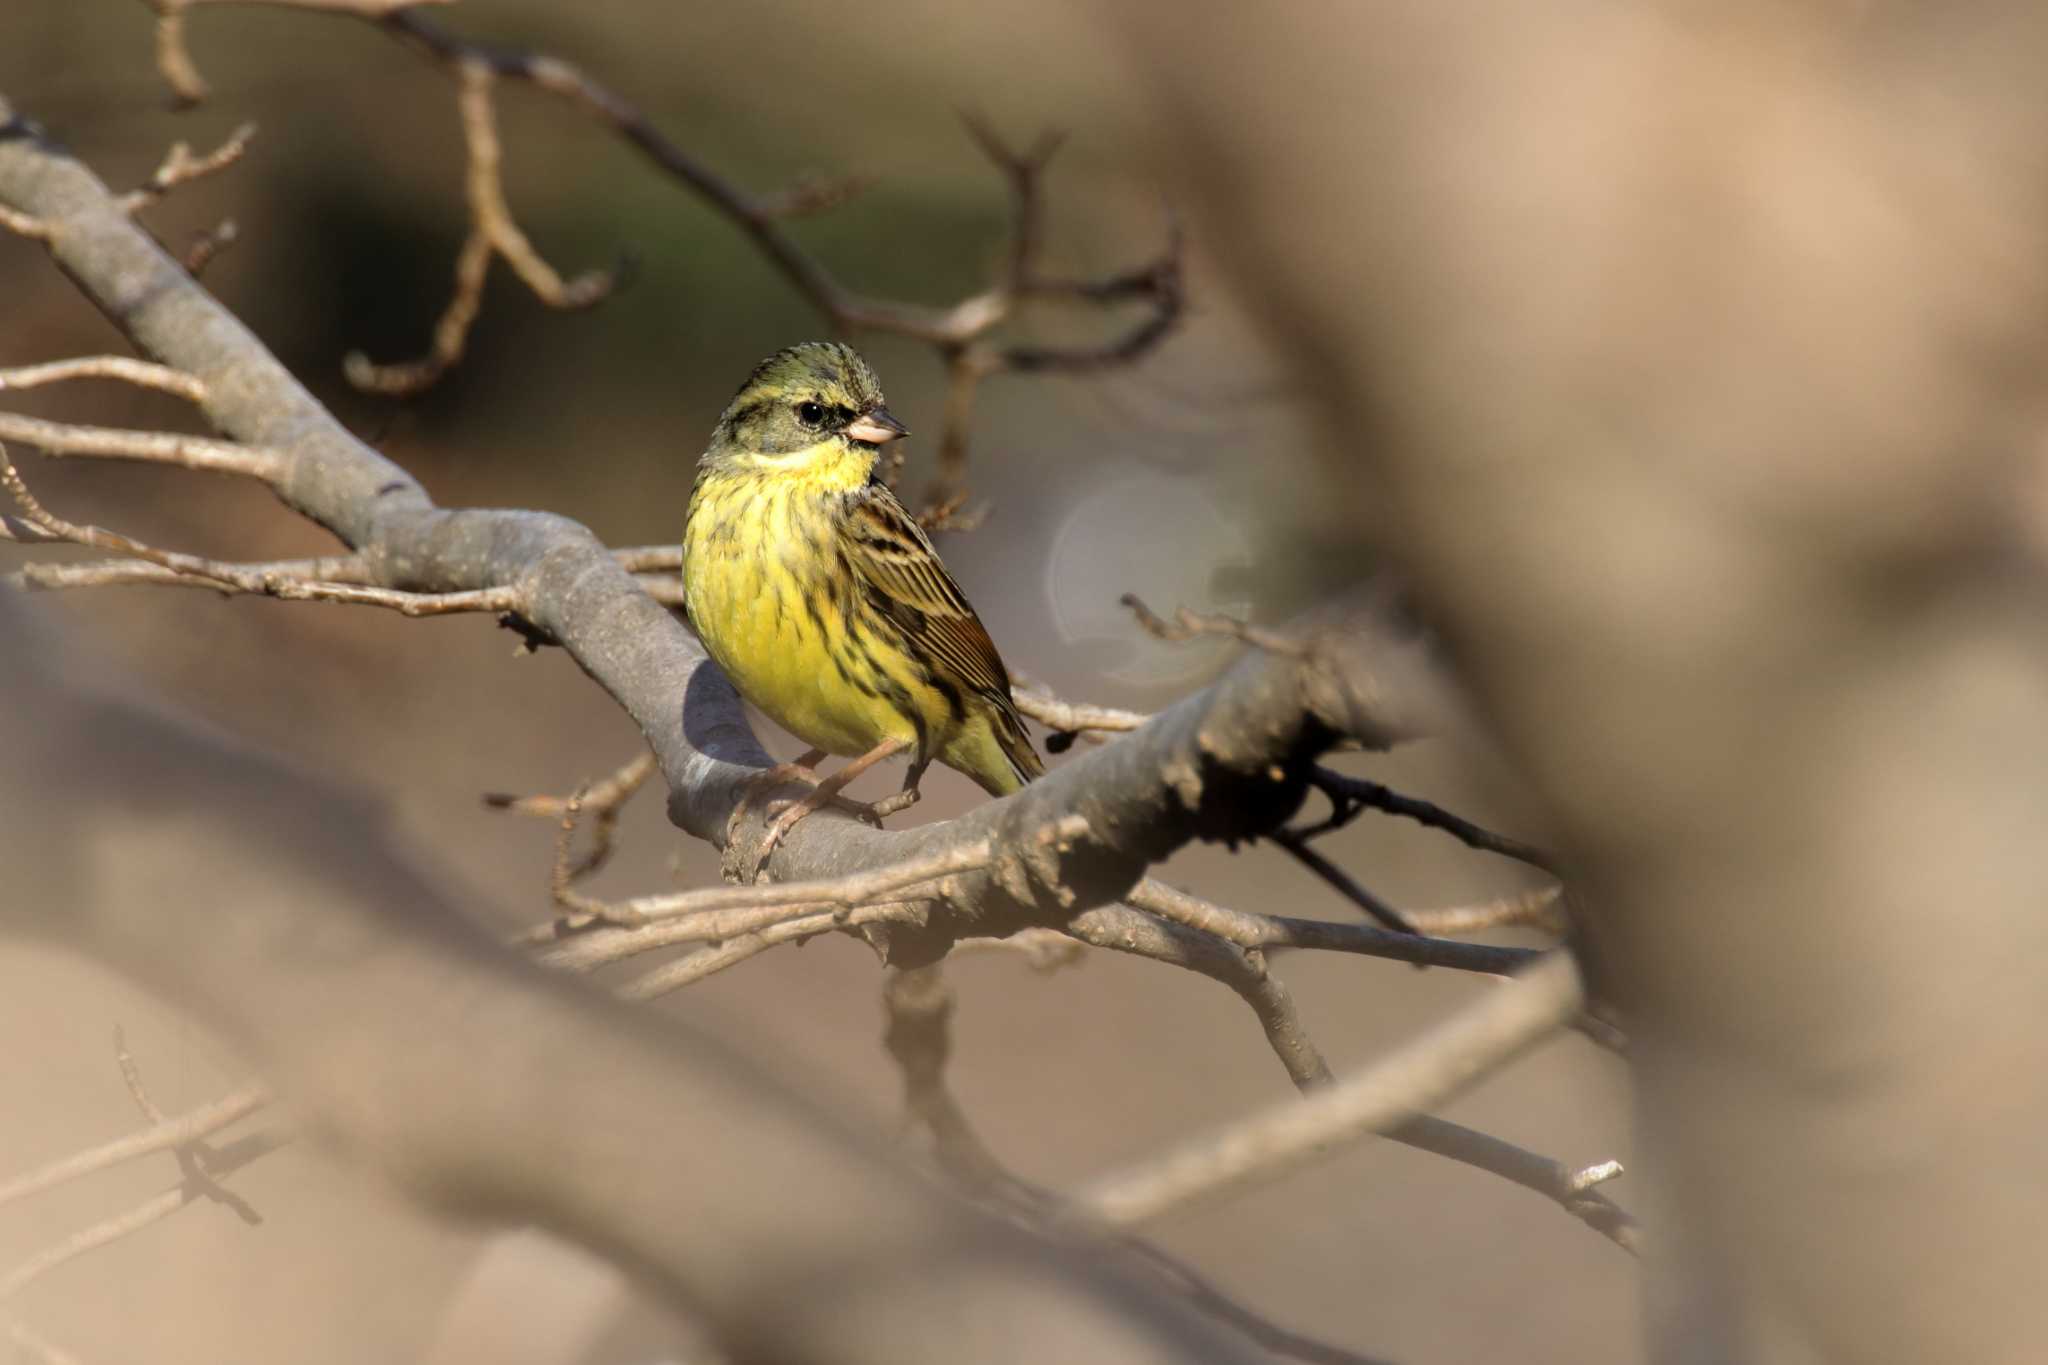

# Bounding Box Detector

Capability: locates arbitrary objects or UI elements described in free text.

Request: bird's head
[702,341,908,473]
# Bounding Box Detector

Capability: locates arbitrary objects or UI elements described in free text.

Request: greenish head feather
[704,341,890,467]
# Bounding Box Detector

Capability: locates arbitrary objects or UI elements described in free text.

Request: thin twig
[1010,683,1149,752]
[1270,831,1421,936]
[345,57,611,394]
[0,205,50,241]
[375,9,1178,419]
[2,448,521,615]
[526,834,1018,965]
[1065,904,1335,1091]
[879,963,1396,1365]
[12,553,368,593]
[0,412,281,478]
[0,357,206,403]
[1403,886,1566,938]
[485,749,656,889]
[1306,767,1559,875]
[112,1030,262,1225]
[0,1083,267,1212]
[615,900,926,1000]
[146,0,455,105]
[1125,878,1538,974]
[1122,592,1305,655]
[182,216,239,274]
[10,543,677,596]
[1071,952,1589,1228]
[115,122,257,214]
[0,1131,286,1302]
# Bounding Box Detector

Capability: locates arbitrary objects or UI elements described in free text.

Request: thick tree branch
[1,95,1441,975]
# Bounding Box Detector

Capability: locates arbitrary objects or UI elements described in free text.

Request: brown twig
[1009,684,1149,743]
[526,834,1019,964]
[11,553,369,592]
[485,749,656,889]
[2,443,239,591]
[115,122,257,214]
[611,916,886,999]
[754,171,877,221]
[1121,592,1306,655]
[10,543,677,596]
[1070,952,1593,1226]
[0,357,207,403]
[0,412,281,478]
[1270,830,1421,937]
[1403,885,1567,937]
[345,59,612,394]
[145,0,454,105]
[878,965,1397,1365]
[182,216,239,274]
[2,449,522,615]
[0,1130,285,1303]
[111,1031,263,1225]
[1,117,1624,1286]
[1124,877,1539,974]
[1304,767,1560,875]
[0,1083,267,1212]
[130,1,1181,499]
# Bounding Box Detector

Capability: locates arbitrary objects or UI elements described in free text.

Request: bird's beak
[845,407,909,445]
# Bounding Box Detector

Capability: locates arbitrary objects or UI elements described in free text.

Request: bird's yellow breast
[683,466,918,759]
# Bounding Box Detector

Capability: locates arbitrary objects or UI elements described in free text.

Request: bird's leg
[753,737,908,873]
[742,748,829,804]
[727,748,827,844]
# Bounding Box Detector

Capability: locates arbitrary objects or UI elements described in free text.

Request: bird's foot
[751,737,909,875]
[727,749,827,845]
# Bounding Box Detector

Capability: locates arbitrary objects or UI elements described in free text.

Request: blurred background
[0,4,1629,1362]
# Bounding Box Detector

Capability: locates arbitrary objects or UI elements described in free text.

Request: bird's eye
[795,401,826,426]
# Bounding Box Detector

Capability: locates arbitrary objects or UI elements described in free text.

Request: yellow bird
[683,342,1042,857]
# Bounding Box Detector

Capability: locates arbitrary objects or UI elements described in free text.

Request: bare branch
[10,543,677,596]
[1305,767,1559,875]
[1122,592,1306,655]
[1071,952,1588,1227]
[1011,683,1149,748]
[527,834,1017,966]
[115,122,257,214]
[181,215,238,274]
[2,447,521,615]
[0,1130,285,1302]
[345,59,612,394]
[877,968,1398,1365]
[111,1032,265,1224]
[0,412,281,478]
[0,102,1599,1268]
[1271,831,1421,936]
[1124,878,1539,974]
[144,0,454,105]
[485,749,656,887]
[1402,886,1566,938]
[0,1083,267,1212]
[0,356,206,402]
[11,552,368,593]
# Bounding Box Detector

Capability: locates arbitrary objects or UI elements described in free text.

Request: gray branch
[0,103,1437,971]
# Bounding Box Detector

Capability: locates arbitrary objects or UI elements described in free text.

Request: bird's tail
[960,694,1043,798]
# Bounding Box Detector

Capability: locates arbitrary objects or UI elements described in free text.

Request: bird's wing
[839,485,1012,704]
